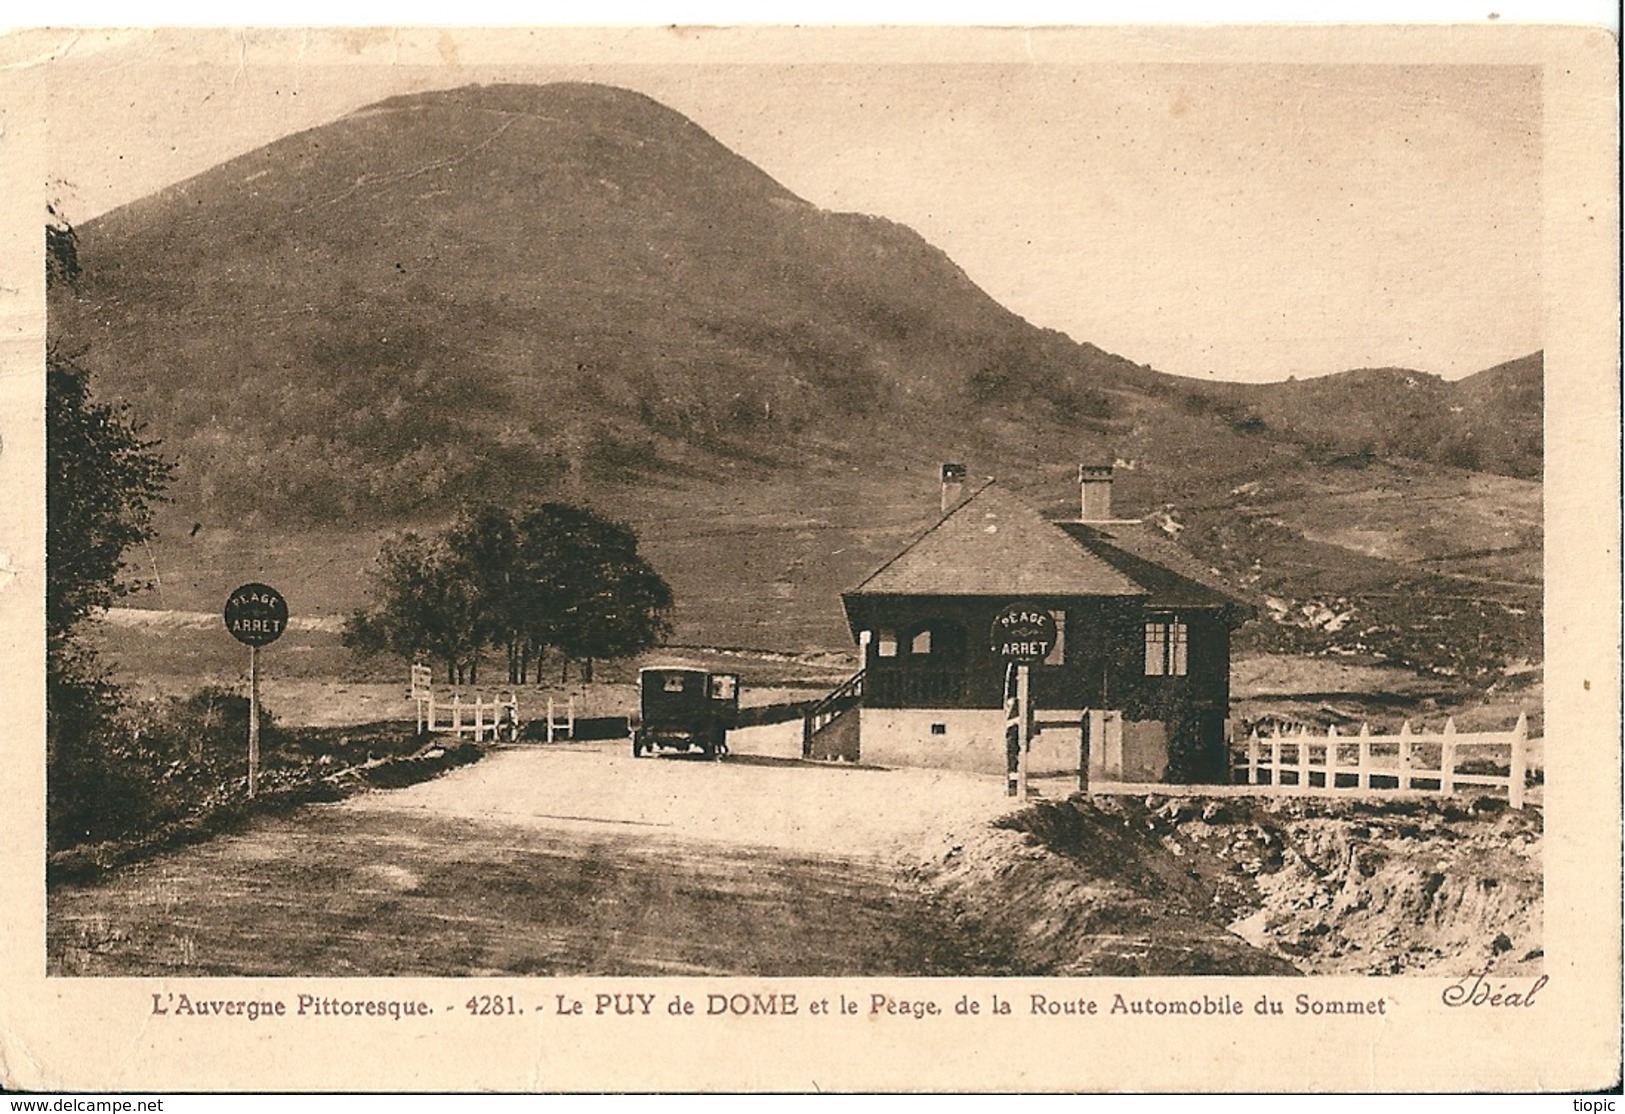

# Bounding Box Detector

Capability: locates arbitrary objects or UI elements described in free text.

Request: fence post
[452,693,463,737]
[1325,724,1339,790]
[1247,731,1260,786]
[1509,712,1528,810]
[1269,735,1282,788]
[1358,723,1371,789]
[1078,709,1092,793]
[1440,717,1456,795]
[1398,719,1413,791]
[547,697,556,743]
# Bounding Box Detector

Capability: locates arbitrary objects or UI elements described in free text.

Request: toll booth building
[804,468,1253,784]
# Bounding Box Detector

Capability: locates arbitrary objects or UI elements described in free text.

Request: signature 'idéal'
[1442,970,1548,1008]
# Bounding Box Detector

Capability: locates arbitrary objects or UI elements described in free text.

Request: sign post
[410,662,433,734]
[1003,663,1020,798]
[224,583,289,799]
[990,603,1056,800]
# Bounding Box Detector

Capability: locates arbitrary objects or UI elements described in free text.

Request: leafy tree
[344,531,487,684]
[500,504,674,683]
[346,502,674,685]
[47,352,174,648]
[45,350,173,848]
[441,506,523,681]
[46,206,176,848]
[542,509,673,682]
[46,641,159,849]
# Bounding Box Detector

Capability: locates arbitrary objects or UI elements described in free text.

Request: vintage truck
[631,666,741,759]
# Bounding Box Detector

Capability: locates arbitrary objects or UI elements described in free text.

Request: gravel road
[49,727,1026,977]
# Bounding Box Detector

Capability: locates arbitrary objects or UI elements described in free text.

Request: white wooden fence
[418,690,521,742]
[543,696,575,743]
[414,691,575,742]
[1240,713,1530,809]
[410,662,576,743]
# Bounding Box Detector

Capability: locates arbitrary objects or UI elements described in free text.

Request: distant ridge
[1193,353,1542,480]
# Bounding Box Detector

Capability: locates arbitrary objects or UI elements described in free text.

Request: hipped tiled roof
[849,485,1147,598]
[847,483,1250,612]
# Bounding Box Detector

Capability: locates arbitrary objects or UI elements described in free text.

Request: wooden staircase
[801,669,865,761]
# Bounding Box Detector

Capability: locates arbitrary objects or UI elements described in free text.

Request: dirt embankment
[912,793,1541,977]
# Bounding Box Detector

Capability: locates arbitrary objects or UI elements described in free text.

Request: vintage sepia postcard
[0,22,1617,1093]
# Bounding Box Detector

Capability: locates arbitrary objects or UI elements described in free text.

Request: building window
[910,628,933,655]
[1144,616,1188,676]
[877,630,898,658]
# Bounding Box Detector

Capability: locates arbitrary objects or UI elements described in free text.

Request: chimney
[940,462,968,515]
[1079,463,1114,521]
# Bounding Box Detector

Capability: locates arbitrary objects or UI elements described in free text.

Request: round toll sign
[990,602,1057,663]
[224,583,288,646]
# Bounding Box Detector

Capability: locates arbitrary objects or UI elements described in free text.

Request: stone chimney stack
[941,463,968,515]
[1079,463,1114,522]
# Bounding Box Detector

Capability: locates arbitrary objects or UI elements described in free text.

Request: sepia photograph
[1,22,1617,1093]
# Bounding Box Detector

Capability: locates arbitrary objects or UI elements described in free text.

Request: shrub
[47,672,161,852]
[47,681,289,853]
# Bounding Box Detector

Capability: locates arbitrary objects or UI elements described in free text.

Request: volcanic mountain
[49,82,1541,674]
[54,82,1155,517]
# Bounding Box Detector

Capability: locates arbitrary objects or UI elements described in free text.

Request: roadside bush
[47,660,162,852]
[156,685,286,767]
[48,682,288,854]
[49,741,162,850]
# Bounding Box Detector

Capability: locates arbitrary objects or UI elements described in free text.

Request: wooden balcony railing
[864,667,974,708]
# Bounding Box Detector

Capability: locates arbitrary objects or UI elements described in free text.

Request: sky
[38,29,1545,383]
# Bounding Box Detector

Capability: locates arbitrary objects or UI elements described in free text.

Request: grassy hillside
[50,81,1542,681]
[54,82,1159,524]
[1189,353,1542,480]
